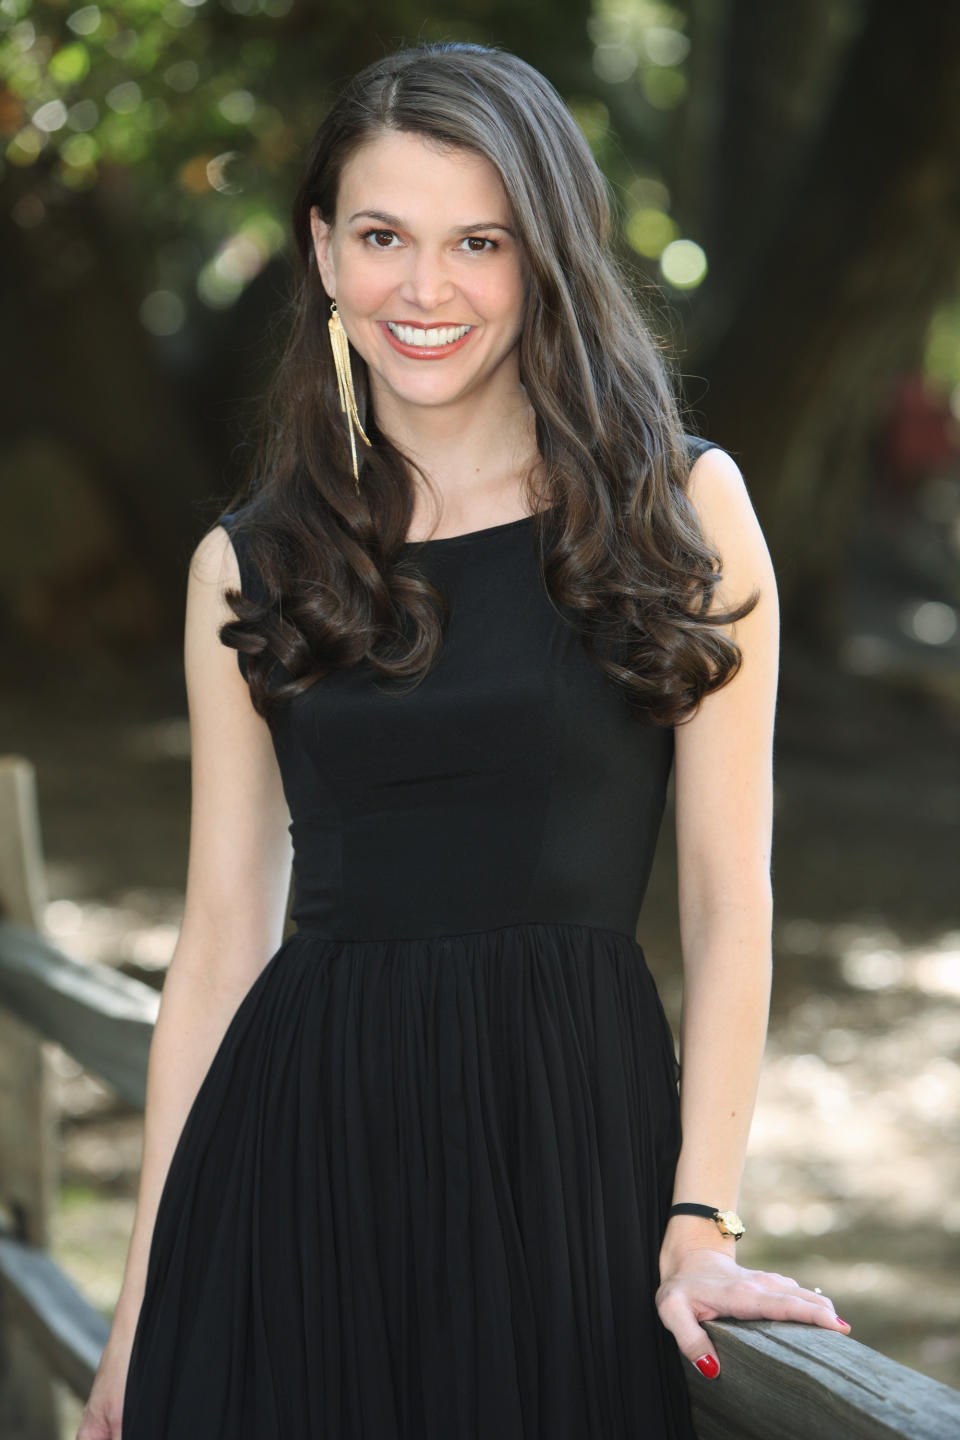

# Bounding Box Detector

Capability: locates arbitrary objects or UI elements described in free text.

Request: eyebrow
[347,209,515,236]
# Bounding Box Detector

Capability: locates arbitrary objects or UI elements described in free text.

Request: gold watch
[668,1202,746,1240]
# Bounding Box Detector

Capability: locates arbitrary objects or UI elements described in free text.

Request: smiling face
[309,129,529,419]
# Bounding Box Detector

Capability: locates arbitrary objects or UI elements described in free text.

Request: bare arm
[654,447,849,1378]
[661,445,778,1267]
[78,524,292,1436]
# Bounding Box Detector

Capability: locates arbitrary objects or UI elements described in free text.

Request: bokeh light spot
[206,149,244,193]
[59,132,98,168]
[643,26,690,66]
[659,237,707,289]
[67,98,99,131]
[218,89,256,125]
[900,599,958,646]
[140,289,187,337]
[66,6,102,38]
[163,60,199,93]
[625,206,677,259]
[7,125,45,164]
[31,99,69,133]
[48,42,91,86]
[592,43,637,85]
[105,81,141,114]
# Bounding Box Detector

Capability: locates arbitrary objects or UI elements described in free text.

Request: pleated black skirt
[121,921,698,1439]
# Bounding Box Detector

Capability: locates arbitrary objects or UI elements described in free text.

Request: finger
[795,1285,841,1314]
[753,1272,836,1313]
[764,1275,842,1316]
[656,1294,722,1377]
[733,1284,851,1330]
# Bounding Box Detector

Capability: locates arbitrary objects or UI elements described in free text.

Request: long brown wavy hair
[216,40,758,726]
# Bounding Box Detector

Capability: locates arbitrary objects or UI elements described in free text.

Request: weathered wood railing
[1,753,959,1439]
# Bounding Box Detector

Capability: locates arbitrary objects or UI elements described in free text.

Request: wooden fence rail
[1,754,959,1438]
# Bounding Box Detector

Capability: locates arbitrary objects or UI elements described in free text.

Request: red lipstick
[378,321,474,360]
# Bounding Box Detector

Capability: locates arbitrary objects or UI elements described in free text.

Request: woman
[80,40,850,1440]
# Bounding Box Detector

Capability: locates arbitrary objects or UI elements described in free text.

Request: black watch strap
[669,1202,745,1238]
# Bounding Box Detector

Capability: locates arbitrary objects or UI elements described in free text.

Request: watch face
[716,1210,745,1238]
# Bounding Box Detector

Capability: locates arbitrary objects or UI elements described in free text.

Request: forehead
[338,130,509,218]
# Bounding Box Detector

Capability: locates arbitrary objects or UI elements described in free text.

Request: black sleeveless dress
[121,440,718,1440]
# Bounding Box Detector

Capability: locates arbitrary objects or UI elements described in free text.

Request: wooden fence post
[0,756,60,1439]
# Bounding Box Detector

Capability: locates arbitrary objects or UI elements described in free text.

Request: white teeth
[386,322,471,348]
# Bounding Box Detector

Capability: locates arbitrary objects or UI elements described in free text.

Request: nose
[396,246,457,313]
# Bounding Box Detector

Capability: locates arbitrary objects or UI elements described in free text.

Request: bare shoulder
[685,444,757,543]
[177,519,292,963]
[683,444,777,619]
[182,521,251,693]
[189,520,241,591]
[184,522,245,653]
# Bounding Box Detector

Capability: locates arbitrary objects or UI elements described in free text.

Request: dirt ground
[2,487,958,1433]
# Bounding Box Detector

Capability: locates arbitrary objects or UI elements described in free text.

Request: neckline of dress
[400,504,558,549]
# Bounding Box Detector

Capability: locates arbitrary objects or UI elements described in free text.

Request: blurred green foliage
[1,0,708,312]
[2,0,308,306]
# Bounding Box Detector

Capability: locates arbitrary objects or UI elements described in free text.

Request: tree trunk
[689,0,960,638]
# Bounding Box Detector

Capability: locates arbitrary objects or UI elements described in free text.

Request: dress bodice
[221,436,716,942]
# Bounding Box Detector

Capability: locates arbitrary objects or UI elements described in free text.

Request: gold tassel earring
[328,300,372,494]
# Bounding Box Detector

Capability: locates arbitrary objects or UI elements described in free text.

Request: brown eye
[461,236,498,253]
[359,228,399,248]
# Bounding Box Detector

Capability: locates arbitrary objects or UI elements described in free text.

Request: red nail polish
[695,1354,719,1378]
[835,1316,850,1328]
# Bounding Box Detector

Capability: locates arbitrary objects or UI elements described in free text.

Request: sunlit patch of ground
[742,919,960,1385]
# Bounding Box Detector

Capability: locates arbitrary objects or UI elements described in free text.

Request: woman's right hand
[75,1321,137,1440]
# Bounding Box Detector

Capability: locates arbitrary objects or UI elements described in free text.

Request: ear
[309,205,336,297]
